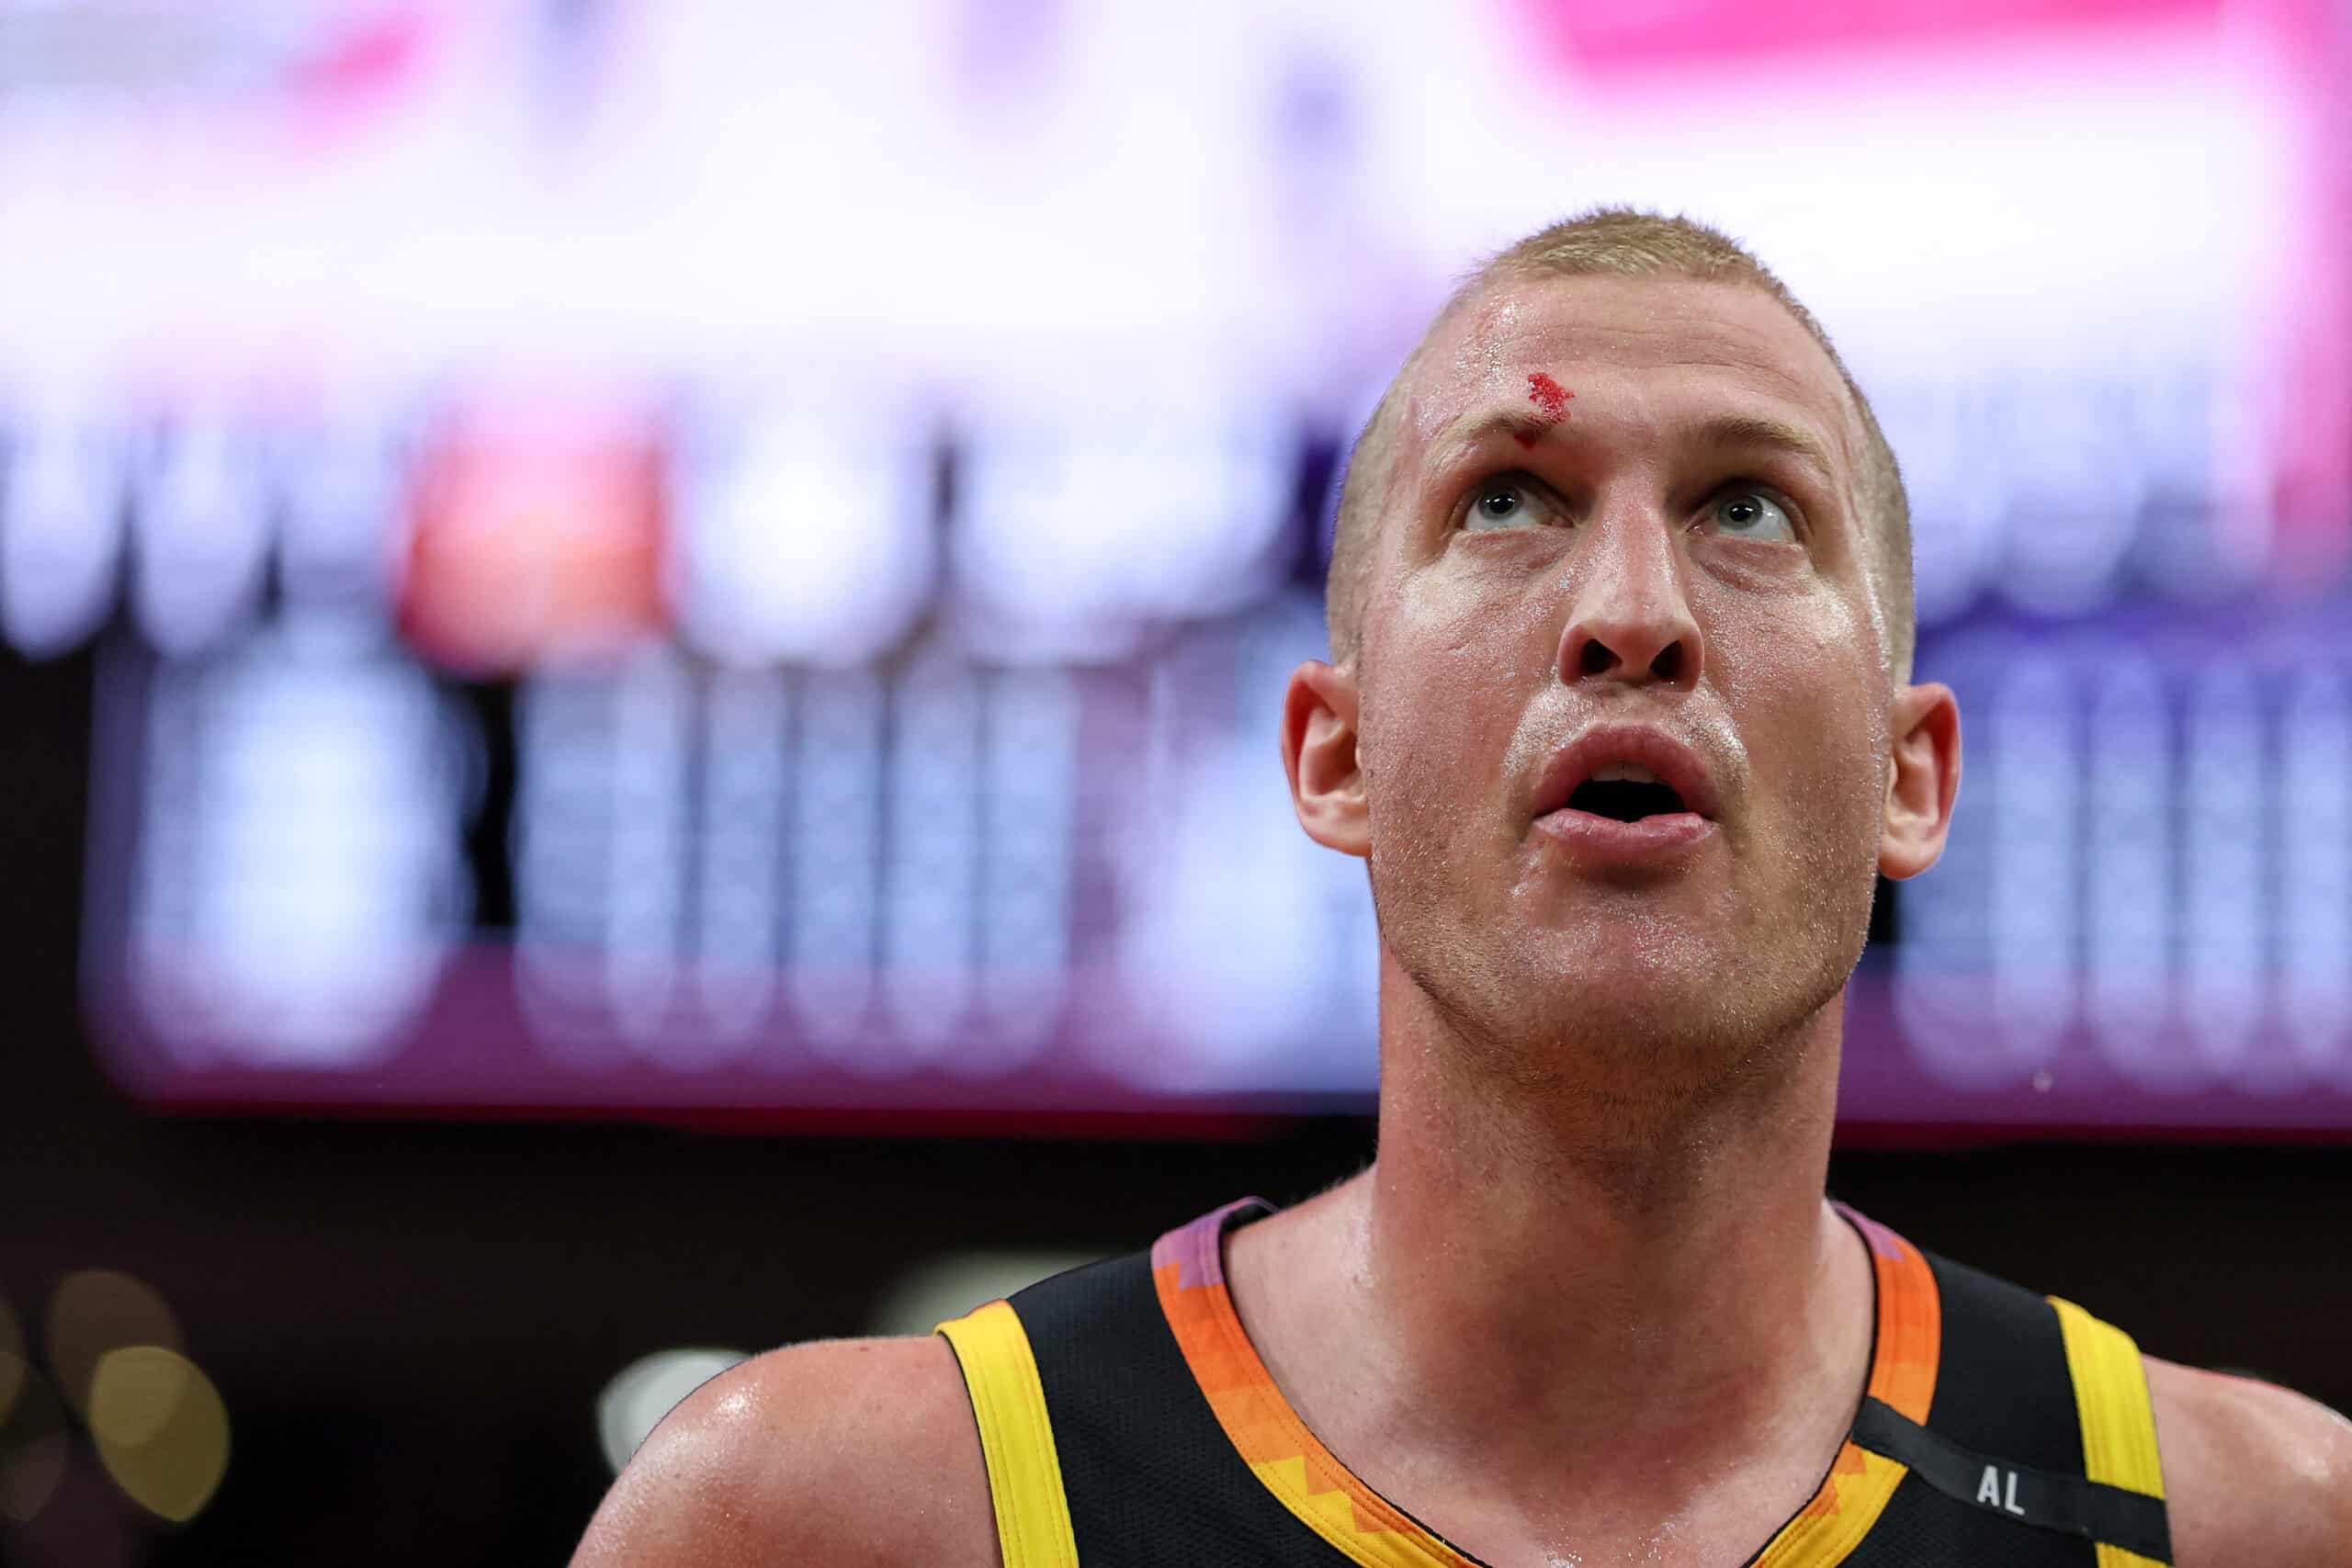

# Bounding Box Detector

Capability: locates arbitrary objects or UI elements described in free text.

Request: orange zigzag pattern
[1151,1202,1942,1568]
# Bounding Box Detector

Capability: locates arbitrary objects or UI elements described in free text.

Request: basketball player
[572,211,2349,1566]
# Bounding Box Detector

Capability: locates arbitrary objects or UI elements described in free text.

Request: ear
[1281,660,1370,858]
[1879,680,1961,880]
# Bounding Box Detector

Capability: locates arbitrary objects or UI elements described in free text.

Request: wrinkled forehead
[1393,274,1861,479]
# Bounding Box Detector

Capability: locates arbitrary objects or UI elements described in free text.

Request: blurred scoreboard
[7,0,2350,1130]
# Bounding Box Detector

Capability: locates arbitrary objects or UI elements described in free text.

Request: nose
[1556,507,1703,691]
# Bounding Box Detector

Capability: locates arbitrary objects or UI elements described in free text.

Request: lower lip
[1534,808,1716,863]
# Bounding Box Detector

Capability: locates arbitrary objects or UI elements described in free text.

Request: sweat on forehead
[1394,283,1849,479]
[1323,208,1914,682]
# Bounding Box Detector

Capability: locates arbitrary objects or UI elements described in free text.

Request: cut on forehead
[1325,207,1914,682]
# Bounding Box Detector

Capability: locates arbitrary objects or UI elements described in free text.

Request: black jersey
[936,1199,2171,1568]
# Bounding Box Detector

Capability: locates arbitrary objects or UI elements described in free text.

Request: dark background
[7,645,2348,1564]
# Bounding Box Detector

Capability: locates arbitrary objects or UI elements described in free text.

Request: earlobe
[1282,660,1371,859]
[1879,681,1961,881]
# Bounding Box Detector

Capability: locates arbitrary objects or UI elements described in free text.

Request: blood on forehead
[1514,372,1573,447]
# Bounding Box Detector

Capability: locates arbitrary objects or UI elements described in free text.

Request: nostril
[1578,638,1615,676]
[1651,642,1684,682]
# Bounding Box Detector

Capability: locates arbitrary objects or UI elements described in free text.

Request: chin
[1541,901,1736,986]
[1424,908,1858,1088]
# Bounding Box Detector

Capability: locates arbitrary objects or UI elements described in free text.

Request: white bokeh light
[127,626,470,1067]
[956,390,1294,661]
[0,412,124,658]
[130,423,271,658]
[595,1349,748,1476]
[670,410,937,669]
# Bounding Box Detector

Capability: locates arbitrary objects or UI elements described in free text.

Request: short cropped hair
[1326,208,1914,682]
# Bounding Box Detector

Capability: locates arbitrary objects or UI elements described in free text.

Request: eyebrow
[1439,408,1841,486]
[1688,412,1839,486]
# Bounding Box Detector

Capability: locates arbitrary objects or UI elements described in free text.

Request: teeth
[1590,763,1661,784]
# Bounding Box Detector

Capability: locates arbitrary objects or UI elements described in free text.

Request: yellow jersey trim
[2050,1296,2169,1568]
[937,1300,1082,1568]
[1750,1448,1914,1568]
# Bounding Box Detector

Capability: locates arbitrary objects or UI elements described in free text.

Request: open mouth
[1532,730,1721,851]
[1566,768,1690,822]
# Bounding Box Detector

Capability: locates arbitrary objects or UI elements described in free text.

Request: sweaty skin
[571,275,2352,1568]
[1251,274,1921,1563]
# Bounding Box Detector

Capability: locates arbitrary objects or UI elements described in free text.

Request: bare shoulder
[2146,1355,2352,1568]
[569,1335,999,1568]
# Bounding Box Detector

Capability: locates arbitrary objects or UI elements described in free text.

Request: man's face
[1351,274,1895,1083]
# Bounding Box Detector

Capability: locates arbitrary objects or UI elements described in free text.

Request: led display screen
[7,0,2347,1129]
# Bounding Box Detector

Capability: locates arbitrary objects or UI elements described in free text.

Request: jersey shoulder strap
[935,1296,1082,1568]
[1846,1245,2173,1568]
[2048,1294,2170,1567]
[941,1207,1364,1568]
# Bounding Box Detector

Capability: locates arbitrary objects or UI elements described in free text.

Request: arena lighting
[1112,727,1377,1089]
[2132,372,2277,605]
[2279,671,2352,1072]
[2179,662,2265,1077]
[30,1270,228,1524]
[43,1270,181,1418]
[85,1347,229,1524]
[877,652,989,1063]
[277,424,407,622]
[876,657,1080,1073]
[1866,378,2007,630]
[955,396,1295,661]
[512,649,1086,1074]
[684,668,791,1053]
[2084,661,2174,1074]
[0,365,2315,663]
[399,400,665,676]
[595,1349,748,1477]
[782,666,895,1060]
[514,645,804,1066]
[0,411,125,659]
[667,406,938,669]
[130,420,271,658]
[1894,624,2352,1094]
[956,664,1083,1069]
[124,629,469,1068]
[1109,593,1380,1092]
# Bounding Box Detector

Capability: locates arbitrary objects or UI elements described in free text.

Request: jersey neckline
[1148,1196,1942,1568]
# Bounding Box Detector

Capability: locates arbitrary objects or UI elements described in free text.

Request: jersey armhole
[937,1299,1083,1568]
[2049,1295,2169,1568]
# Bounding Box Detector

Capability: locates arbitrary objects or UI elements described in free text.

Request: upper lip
[1532,724,1723,821]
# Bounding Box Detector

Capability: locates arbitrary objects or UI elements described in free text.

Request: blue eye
[1712,489,1794,540]
[1465,477,1552,530]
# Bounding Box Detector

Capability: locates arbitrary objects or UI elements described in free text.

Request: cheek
[1369,553,1560,697]
[1358,616,1548,867]
[1708,592,1888,835]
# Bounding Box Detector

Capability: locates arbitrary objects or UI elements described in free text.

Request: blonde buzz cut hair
[1325,207,1914,682]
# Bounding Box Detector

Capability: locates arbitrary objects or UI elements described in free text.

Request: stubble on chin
[1365,787,1879,1145]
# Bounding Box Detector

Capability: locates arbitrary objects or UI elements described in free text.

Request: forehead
[1398,274,1859,474]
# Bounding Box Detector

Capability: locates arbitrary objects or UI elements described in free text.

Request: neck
[1238,951,1871,1500]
